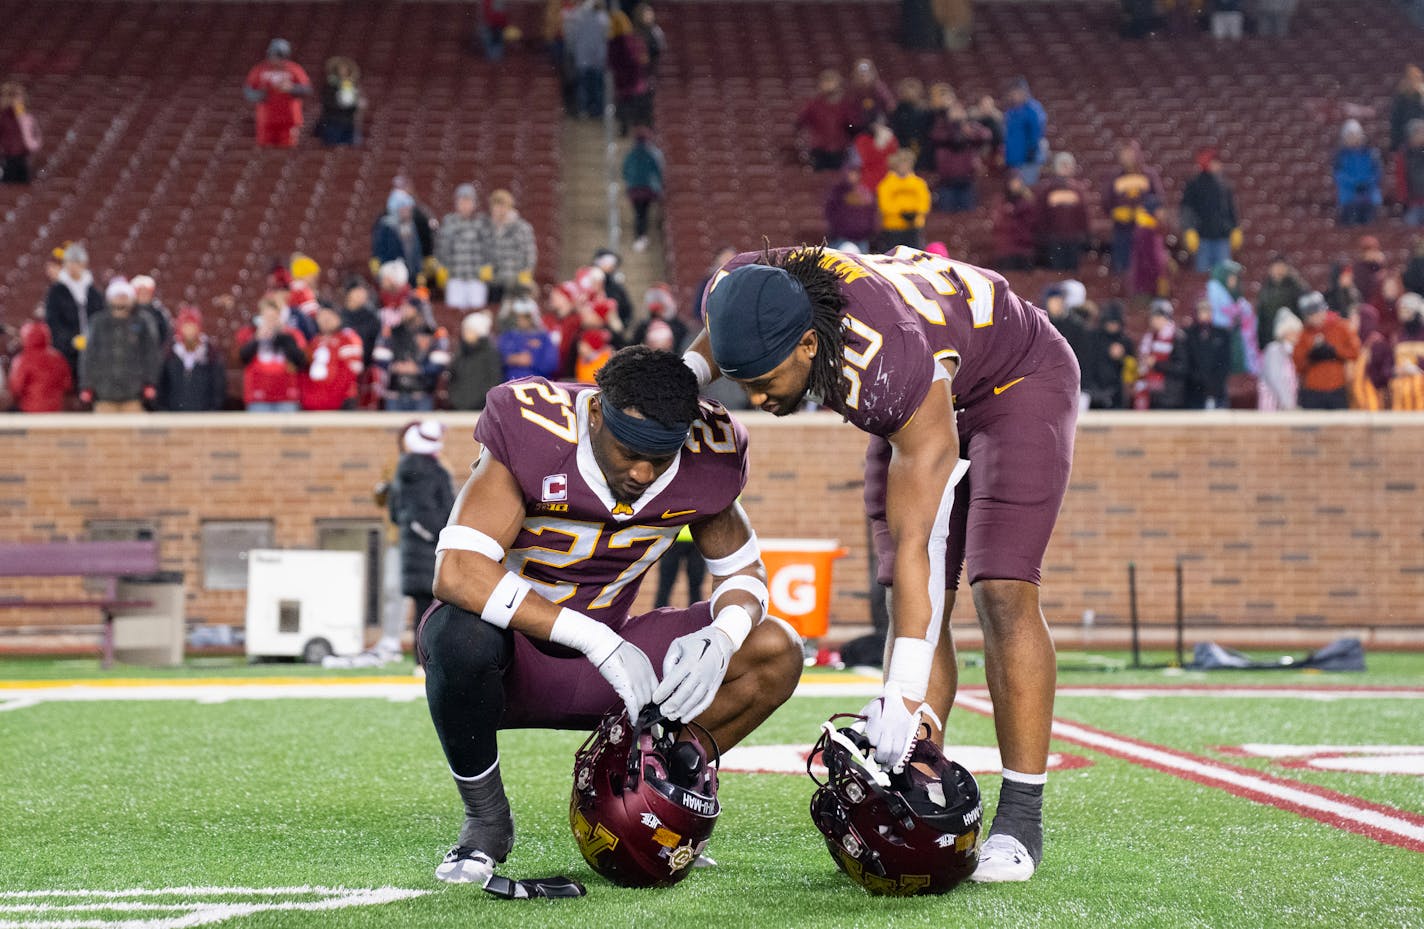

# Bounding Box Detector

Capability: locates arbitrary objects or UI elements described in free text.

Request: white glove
[861,682,931,773]
[594,639,660,723]
[652,627,735,722]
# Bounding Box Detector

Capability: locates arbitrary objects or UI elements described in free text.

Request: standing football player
[685,245,1078,882]
[423,346,803,885]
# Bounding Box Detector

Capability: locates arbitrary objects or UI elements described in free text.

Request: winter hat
[387,189,416,215]
[63,243,89,265]
[1061,279,1088,310]
[552,282,582,306]
[1341,119,1364,142]
[402,420,445,456]
[461,311,492,340]
[1273,307,1303,341]
[379,260,410,288]
[1298,291,1328,318]
[644,318,675,350]
[267,38,292,59]
[176,305,204,330]
[1149,299,1175,318]
[131,274,156,294]
[925,241,950,258]
[592,248,621,273]
[454,183,477,204]
[106,277,136,302]
[833,240,863,254]
[290,254,320,280]
[1195,148,1219,172]
[574,265,606,296]
[643,283,676,318]
[1398,292,1424,321]
[510,296,542,318]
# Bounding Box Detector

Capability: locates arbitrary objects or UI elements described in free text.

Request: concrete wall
[3,411,1423,651]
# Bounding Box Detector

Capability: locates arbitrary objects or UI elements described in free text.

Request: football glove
[594,639,659,724]
[862,682,933,773]
[653,627,734,722]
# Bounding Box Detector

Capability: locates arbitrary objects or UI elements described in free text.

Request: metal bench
[0,541,162,668]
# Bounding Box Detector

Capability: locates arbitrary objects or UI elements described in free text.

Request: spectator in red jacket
[1351,235,1394,312]
[7,321,70,412]
[1035,152,1092,271]
[796,70,856,172]
[1104,139,1163,275]
[852,113,898,192]
[243,38,312,148]
[300,304,365,410]
[542,281,584,378]
[991,172,1037,270]
[238,295,308,411]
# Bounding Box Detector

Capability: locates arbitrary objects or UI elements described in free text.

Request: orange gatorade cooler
[759,538,848,638]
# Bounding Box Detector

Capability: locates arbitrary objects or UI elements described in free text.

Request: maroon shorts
[865,352,1078,590]
[499,602,713,731]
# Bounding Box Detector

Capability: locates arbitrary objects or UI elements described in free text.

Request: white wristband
[481,573,532,628]
[682,350,713,388]
[704,532,760,576]
[550,607,622,666]
[712,604,754,650]
[711,574,768,614]
[887,636,936,703]
[437,525,505,563]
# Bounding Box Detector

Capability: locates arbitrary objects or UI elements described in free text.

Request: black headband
[599,397,690,457]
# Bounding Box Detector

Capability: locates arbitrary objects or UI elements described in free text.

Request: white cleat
[968,834,1036,883]
[435,847,497,885]
[693,853,717,868]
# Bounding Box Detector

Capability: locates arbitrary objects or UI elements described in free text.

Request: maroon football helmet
[570,707,721,888]
[808,714,982,896]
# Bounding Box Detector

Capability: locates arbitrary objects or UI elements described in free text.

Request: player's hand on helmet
[861,682,929,773]
[594,639,659,723]
[653,627,734,723]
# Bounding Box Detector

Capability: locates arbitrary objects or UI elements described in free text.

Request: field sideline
[2,653,1422,929]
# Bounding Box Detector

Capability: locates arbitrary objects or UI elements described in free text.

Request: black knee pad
[419,602,513,675]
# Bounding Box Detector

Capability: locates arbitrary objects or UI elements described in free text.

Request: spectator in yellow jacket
[876,149,931,251]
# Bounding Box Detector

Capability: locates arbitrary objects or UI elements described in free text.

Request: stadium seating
[0,0,563,341]
[652,0,1424,317]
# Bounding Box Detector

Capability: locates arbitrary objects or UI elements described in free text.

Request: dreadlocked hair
[595,345,701,428]
[760,243,850,409]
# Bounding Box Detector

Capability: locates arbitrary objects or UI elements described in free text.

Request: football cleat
[808,714,982,896]
[967,833,1036,883]
[570,706,721,888]
[435,846,497,885]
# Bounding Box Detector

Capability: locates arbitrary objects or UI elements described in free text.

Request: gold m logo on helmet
[839,853,933,896]
[572,810,620,861]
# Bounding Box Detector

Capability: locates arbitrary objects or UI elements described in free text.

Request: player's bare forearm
[432,457,562,642]
[885,380,960,645]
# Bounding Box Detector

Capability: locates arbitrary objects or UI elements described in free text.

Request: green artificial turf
[2,659,1423,929]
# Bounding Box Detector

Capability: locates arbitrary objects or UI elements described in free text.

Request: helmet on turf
[808,714,982,896]
[570,707,720,888]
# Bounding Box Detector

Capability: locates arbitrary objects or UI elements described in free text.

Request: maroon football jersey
[716,247,1066,434]
[474,378,749,625]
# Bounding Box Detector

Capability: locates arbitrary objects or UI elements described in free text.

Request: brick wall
[3,411,1423,649]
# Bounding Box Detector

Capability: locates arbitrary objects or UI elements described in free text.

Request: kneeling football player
[421,346,804,884]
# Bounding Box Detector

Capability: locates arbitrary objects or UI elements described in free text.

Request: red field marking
[955,694,1424,852]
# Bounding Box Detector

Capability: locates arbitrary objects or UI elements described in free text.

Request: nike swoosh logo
[993,376,1026,395]
[661,508,697,519]
[504,592,518,609]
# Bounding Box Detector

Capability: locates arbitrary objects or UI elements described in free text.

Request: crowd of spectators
[1,222,701,416]
[1033,231,1424,413]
